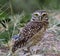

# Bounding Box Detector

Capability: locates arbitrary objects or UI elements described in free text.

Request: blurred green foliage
[0,0,60,13]
[20,13,31,23]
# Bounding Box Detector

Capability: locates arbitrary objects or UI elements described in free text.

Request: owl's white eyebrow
[33,12,41,16]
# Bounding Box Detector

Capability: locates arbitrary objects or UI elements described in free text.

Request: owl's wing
[26,26,45,47]
[12,21,44,53]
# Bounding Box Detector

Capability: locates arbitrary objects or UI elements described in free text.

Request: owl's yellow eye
[34,14,38,16]
[42,14,46,17]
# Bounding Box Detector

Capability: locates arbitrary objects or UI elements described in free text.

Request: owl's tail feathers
[11,37,27,53]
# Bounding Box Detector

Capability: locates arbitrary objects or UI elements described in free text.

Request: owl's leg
[44,25,48,31]
[27,46,37,55]
[24,46,33,55]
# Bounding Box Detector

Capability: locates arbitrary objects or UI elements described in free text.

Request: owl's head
[31,10,48,22]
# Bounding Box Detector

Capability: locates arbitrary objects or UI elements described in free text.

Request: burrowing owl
[11,10,49,53]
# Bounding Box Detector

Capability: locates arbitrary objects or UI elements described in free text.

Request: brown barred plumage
[11,10,49,53]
